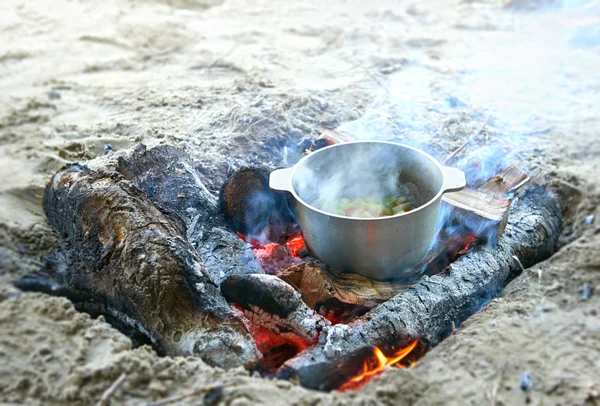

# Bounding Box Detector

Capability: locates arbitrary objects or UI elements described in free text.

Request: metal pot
[269,141,466,281]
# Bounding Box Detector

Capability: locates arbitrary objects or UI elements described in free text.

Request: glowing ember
[285,234,306,256]
[253,325,311,372]
[456,235,477,256]
[463,235,476,251]
[339,339,419,391]
[236,231,263,249]
[236,232,305,258]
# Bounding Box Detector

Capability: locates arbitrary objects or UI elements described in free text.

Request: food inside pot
[314,177,422,218]
[329,196,412,217]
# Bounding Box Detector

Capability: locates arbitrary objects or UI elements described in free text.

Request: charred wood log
[16,164,259,369]
[221,274,330,343]
[219,167,299,243]
[116,144,263,283]
[277,185,562,390]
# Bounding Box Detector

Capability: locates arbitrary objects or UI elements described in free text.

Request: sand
[1,0,599,404]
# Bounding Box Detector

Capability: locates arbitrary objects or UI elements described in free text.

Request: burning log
[219,167,299,243]
[277,185,562,390]
[221,274,330,343]
[16,164,259,369]
[116,144,263,283]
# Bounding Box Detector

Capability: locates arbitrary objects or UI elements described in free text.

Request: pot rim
[288,140,451,221]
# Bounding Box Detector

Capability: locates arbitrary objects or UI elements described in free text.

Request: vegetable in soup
[330,196,412,218]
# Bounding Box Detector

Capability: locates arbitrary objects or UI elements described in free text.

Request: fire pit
[15,130,562,392]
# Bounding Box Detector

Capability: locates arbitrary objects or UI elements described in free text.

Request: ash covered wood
[221,274,330,343]
[116,144,263,283]
[277,185,562,390]
[16,164,259,369]
[219,167,299,243]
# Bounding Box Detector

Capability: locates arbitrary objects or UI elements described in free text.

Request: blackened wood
[277,185,562,390]
[116,144,263,284]
[18,164,258,369]
[221,274,330,342]
[219,167,299,243]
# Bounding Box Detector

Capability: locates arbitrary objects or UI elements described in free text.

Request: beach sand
[1,0,599,404]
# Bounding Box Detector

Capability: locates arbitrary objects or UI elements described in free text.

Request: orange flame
[339,339,419,391]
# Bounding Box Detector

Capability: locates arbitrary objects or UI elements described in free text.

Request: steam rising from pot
[293,143,423,215]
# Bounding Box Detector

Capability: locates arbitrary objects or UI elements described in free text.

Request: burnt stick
[221,273,330,343]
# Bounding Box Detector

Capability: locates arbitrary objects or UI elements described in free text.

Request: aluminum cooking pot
[269,141,466,281]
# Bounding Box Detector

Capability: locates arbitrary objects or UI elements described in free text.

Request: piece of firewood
[15,164,259,369]
[478,164,530,195]
[441,188,510,221]
[441,165,529,242]
[304,129,359,155]
[442,165,530,243]
[116,144,264,284]
[276,262,408,310]
[441,188,512,244]
[277,185,562,390]
[221,274,330,343]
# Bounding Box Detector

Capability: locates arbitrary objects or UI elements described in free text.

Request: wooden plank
[478,164,530,195]
[442,188,511,221]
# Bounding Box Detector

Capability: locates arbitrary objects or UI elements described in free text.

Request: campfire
[16,128,562,392]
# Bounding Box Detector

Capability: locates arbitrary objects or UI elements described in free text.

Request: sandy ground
[1,0,599,405]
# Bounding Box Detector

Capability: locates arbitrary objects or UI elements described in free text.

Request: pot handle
[441,166,466,193]
[269,167,294,192]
